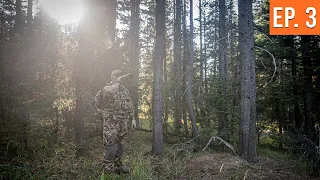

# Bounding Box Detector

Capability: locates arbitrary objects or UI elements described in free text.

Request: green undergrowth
[1,124,199,179]
[258,145,318,176]
[257,146,291,160]
[2,121,317,179]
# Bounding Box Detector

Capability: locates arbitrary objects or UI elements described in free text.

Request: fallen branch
[243,169,250,180]
[171,135,200,150]
[202,135,235,154]
[135,128,152,132]
[232,156,260,170]
[254,46,277,87]
[219,163,224,172]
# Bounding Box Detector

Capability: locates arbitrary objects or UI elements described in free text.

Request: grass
[257,146,291,160]
[1,119,319,179]
[1,122,196,180]
[258,144,319,177]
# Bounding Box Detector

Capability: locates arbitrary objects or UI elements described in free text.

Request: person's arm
[95,89,103,112]
[118,73,134,82]
[129,98,136,129]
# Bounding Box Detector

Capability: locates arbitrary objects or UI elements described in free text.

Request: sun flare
[40,0,84,25]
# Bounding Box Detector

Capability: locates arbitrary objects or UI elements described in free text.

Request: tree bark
[182,0,188,134]
[163,39,169,133]
[238,0,258,163]
[27,0,33,36]
[163,36,169,132]
[130,0,141,128]
[74,98,85,146]
[152,0,165,156]
[203,0,208,93]
[15,0,22,34]
[289,36,300,130]
[213,2,218,76]
[198,0,206,128]
[301,36,316,141]
[199,0,203,85]
[276,100,283,148]
[187,0,199,137]
[218,0,228,141]
[230,46,238,138]
[173,0,182,131]
[106,0,118,47]
[73,38,89,147]
[0,7,3,67]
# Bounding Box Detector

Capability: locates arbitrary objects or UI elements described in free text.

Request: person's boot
[103,159,118,173]
[118,165,130,173]
[115,156,130,173]
[103,144,118,173]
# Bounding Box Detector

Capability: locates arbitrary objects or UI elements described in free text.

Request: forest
[0,0,320,179]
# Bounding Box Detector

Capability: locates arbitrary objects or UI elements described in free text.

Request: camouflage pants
[102,114,128,172]
[103,142,125,172]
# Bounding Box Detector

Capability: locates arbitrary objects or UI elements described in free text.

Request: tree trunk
[218,0,228,141]
[199,0,203,85]
[203,0,208,93]
[0,7,3,67]
[316,64,320,146]
[238,0,258,163]
[187,0,199,137]
[198,0,206,129]
[106,0,118,47]
[130,0,141,128]
[74,96,85,146]
[15,0,22,34]
[164,39,169,133]
[163,36,169,132]
[301,36,316,141]
[230,47,238,138]
[289,36,300,130]
[276,100,283,148]
[73,2,109,148]
[213,2,218,76]
[152,0,165,156]
[173,0,182,131]
[102,0,120,77]
[182,0,188,134]
[27,0,33,36]
[73,39,88,147]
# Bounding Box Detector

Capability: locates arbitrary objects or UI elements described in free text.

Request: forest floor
[125,131,318,180]
[1,126,319,180]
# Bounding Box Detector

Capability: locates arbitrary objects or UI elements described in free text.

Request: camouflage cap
[111,70,134,84]
[111,70,124,83]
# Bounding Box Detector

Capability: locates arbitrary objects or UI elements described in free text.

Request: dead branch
[135,128,152,132]
[173,69,190,97]
[254,46,277,87]
[232,156,260,169]
[170,135,200,150]
[202,135,235,154]
[243,169,250,180]
[181,86,189,99]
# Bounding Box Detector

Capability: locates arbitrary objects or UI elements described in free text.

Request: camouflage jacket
[95,82,134,126]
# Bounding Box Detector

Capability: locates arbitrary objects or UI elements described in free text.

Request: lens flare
[40,0,84,25]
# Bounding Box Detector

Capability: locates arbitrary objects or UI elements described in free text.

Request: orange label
[270,0,320,35]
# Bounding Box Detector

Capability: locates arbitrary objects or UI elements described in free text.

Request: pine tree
[129,0,141,127]
[152,0,165,156]
[173,0,182,131]
[187,0,199,137]
[238,0,258,163]
[218,0,228,141]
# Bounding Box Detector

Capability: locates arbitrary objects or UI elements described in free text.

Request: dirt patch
[181,153,315,180]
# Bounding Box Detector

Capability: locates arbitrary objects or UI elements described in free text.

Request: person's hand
[127,73,134,78]
[131,118,136,129]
